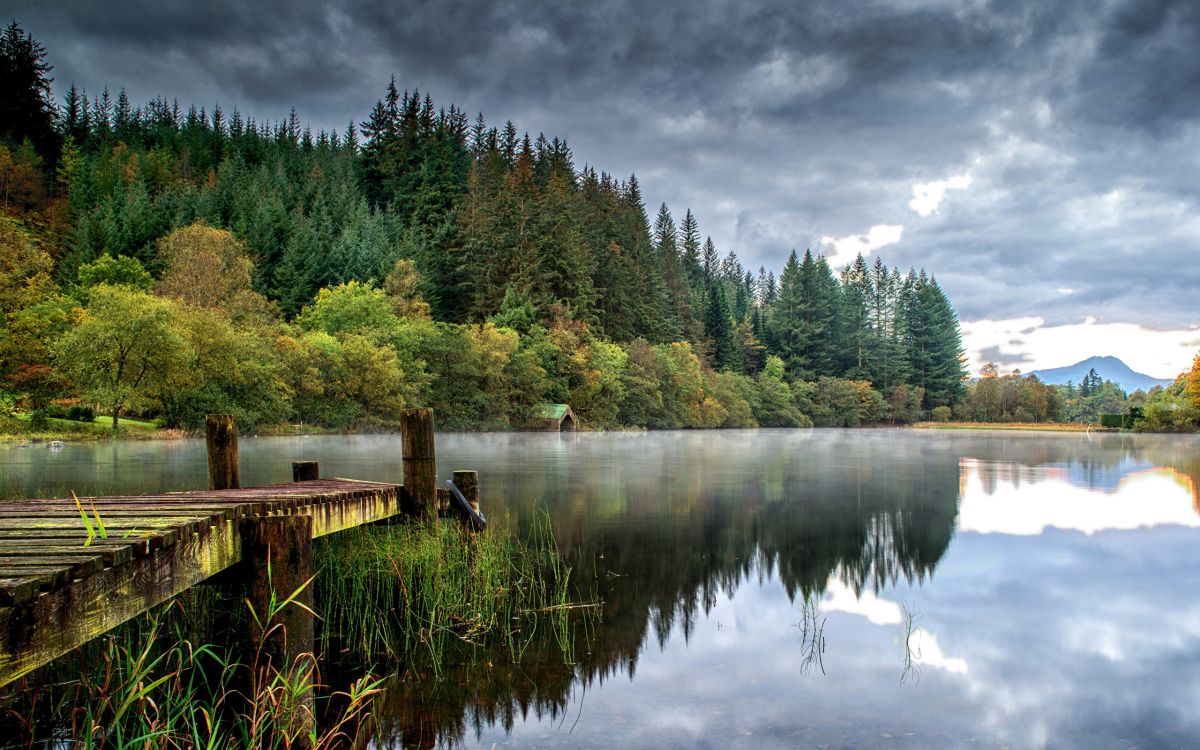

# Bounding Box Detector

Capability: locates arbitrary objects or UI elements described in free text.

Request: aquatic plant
[315,512,597,672]
[900,601,922,685]
[0,588,380,748]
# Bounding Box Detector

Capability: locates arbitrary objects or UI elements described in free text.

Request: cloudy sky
[12,0,1200,377]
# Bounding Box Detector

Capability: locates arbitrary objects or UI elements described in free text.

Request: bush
[66,404,96,422]
[42,403,69,419]
[930,406,952,422]
[29,407,50,429]
[1099,413,1125,428]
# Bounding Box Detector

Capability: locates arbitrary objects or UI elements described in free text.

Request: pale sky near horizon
[11,0,1200,378]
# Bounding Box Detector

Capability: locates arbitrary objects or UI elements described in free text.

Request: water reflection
[4,430,1200,748]
[960,457,1200,535]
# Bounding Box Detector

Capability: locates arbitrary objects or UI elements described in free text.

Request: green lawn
[0,412,162,442]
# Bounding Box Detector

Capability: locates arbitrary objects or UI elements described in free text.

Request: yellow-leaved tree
[1185,352,1200,412]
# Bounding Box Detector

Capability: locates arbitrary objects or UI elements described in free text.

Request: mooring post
[205,414,239,490]
[292,460,319,482]
[401,407,437,517]
[453,470,479,515]
[240,514,315,739]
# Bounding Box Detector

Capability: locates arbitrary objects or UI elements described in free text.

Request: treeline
[0,22,967,431]
[956,362,1200,431]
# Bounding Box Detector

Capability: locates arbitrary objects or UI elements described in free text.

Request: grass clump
[0,589,380,749]
[316,513,594,671]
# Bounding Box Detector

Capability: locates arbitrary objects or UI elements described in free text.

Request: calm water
[3,429,1200,749]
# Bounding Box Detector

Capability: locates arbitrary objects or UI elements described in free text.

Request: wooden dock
[0,407,477,689]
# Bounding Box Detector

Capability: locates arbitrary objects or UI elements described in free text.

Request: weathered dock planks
[0,477,403,687]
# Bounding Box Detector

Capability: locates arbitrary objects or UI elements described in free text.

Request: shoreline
[911,421,1117,432]
[1,420,1139,444]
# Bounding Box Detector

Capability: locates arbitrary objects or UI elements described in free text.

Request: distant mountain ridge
[1029,356,1175,392]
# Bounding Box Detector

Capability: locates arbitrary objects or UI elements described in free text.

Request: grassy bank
[0,413,179,443]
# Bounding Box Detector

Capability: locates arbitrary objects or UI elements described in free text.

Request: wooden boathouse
[537,404,577,431]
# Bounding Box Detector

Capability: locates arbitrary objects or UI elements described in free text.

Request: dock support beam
[401,408,437,517]
[292,460,319,482]
[240,515,315,741]
[206,415,240,490]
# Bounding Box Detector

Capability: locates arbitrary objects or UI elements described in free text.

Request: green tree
[703,282,738,372]
[75,254,153,299]
[769,250,807,377]
[54,285,192,429]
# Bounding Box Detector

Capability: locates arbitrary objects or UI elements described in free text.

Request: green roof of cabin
[540,404,571,420]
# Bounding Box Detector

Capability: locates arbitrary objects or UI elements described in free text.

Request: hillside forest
[0,20,1030,434]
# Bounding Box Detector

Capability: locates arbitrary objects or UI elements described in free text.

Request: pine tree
[704,282,738,372]
[839,254,873,378]
[653,202,689,340]
[702,236,719,282]
[770,250,808,377]
[0,21,58,159]
[801,252,840,376]
[902,272,966,408]
[680,209,703,291]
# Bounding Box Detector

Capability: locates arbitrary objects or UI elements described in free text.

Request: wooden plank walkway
[0,478,404,687]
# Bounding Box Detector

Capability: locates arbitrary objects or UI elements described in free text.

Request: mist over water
[3,429,1199,748]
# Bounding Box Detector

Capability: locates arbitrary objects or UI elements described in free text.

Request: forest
[1,21,971,433]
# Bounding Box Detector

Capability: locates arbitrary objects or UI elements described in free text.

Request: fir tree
[0,21,58,159]
[703,282,738,372]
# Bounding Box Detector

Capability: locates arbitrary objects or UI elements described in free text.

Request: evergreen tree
[799,252,840,377]
[770,250,808,377]
[653,202,689,339]
[680,209,703,292]
[702,236,719,282]
[703,282,738,372]
[839,254,873,378]
[0,21,58,159]
[901,272,965,408]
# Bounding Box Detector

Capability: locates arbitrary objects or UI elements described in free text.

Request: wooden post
[240,515,315,740]
[205,415,239,490]
[292,460,319,482]
[401,408,436,517]
[453,470,479,515]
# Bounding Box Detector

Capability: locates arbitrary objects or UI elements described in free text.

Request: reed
[0,587,380,749]
[0,512,594,745]
[315,511,597,672]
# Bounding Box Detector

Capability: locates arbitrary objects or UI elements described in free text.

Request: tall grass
[316,512,597,673]
[1,586,379,749]
[1,514,596,747]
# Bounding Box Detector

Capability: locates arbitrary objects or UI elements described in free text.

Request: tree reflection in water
[358,429,1200,749]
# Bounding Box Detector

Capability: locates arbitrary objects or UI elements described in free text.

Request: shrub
[66,404,96,422]
[930,406,952,422]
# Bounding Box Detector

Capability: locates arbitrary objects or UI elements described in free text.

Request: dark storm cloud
[10,0,1200,331]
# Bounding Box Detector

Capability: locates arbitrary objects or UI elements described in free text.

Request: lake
[3,429,1200,749]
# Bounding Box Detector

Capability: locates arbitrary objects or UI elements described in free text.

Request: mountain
[1030,356,1175,392]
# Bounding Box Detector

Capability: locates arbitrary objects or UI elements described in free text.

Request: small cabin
[538,404,577,432]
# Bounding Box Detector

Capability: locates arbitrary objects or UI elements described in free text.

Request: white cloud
[908,173,973,217]
[821,580,968,675]
[910,628,969,675]
[819,224,904,269]
[957,459,1200,536]
[960,316,1200,379]
[820,580,902,625]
